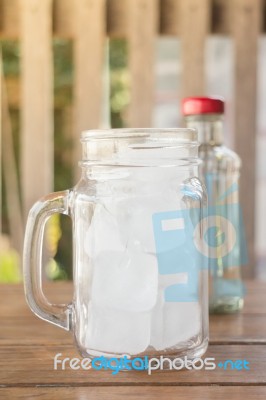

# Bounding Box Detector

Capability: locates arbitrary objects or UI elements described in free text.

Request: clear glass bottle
[182,97,245,313]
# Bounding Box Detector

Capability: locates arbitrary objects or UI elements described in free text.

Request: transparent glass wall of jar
[182,97,245,314]
[24,129,208,361]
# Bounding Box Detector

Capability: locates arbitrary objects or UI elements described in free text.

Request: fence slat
[212,0,231,34]
[232,0,262,278]
[107,0,128,38]
[160,0,179,35]
[161,0,237,36]
[179,0,211,97]
[20,0,53,216]
[127,0,158,127]
[52,0,74,38]
[73,0,105,180]
[0,0,20,39]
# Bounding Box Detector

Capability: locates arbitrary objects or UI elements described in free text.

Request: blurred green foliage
[1,41,20,76]
[0,245,21,283]
[0,38,128,281]
[109,39,129,127]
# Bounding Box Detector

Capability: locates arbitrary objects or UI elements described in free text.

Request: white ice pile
[150,295,201,351]
[83,197,158,354]
[81,175,201,355]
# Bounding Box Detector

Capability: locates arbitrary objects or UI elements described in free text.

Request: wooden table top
[0,281,266,399]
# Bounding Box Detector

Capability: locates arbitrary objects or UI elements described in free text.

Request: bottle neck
[185,114,224,146]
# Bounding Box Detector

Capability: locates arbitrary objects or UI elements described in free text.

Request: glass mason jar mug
[24,129,208,362]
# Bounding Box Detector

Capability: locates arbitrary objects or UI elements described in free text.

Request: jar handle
[23,190,72,331]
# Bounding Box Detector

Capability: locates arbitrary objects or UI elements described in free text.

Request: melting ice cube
[91,250,158,312]
[150,292,201,351]
[84,204,125,257]
[85,303,151,355]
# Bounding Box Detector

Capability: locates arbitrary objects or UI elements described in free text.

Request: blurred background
[0,0,265,282]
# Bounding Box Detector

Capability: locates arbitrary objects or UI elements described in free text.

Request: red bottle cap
[182,97,225,116]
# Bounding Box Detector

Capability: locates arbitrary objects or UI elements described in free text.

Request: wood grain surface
[1,387,266,400]
[0,281,266,398]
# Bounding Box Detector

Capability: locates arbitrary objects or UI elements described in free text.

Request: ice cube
[89,167,184,257]
[150,291,201,351]
[84,204,125,257]
[85,303,150,355]
[119,199,158,254]
[158,272,188,288]
[91,250,158,312]
[113,194,182,255]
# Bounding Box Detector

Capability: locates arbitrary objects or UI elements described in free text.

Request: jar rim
[81,128,198,143]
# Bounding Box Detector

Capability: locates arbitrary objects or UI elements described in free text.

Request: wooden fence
[0,0,265,277]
